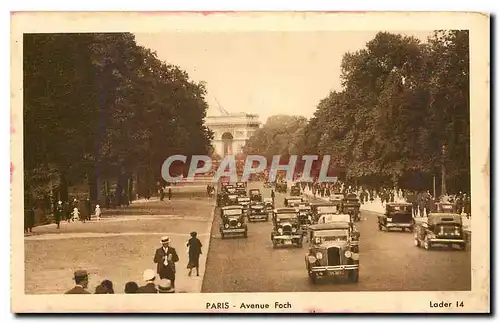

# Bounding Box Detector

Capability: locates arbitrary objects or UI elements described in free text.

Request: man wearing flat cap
[65,270,90,294]
[154,236,179,289]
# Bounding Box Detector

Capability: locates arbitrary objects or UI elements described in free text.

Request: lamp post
[441,144,447,197]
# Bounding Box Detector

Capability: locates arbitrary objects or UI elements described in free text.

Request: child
[71,207,80,222]
[94,204,101,221]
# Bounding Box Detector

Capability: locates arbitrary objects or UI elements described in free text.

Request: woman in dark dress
[186,231,202,276]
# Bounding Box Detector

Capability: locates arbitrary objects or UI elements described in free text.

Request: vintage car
[315,213,360,251]
[264,197,274,213]
[305,222,360,283]
[310,202,336,223]
[414,213,466,250]
[329,193,345,208]
[341,193,361,221]
[290,184,301,196]
[284,196,305,207]
[220,193,239,207]
[248,189,263,203]
[433,202,456,214]
[237,196,251,211]
[296,203,313,231]
[216,183,233,206]
[271,208,304,248]
[377,203,414,231]
[235,182,247,197]
[248,202,269,222]
[275,181,288,193]
[220,205,248,239]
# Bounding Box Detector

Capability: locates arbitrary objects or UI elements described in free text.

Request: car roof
[428,213,462,224]
[274,207,298,213]
[387,202,412,206]
[222,205,244,210]
[309,222,351,230]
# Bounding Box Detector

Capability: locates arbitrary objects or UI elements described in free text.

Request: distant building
[205,103,261,157]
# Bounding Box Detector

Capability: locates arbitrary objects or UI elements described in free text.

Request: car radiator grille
[282,225,292,234]
[327,247,341,266]
[229,220,238,227]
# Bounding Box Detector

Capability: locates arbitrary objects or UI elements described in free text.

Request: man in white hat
[154,236,179,289]
[137,269,158,293]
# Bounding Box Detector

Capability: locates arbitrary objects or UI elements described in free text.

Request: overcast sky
[134,31,433,124]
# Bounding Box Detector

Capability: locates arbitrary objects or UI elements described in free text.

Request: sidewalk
[300,186,471,232]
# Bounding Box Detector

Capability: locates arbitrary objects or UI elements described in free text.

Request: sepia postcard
[11,11,490,313]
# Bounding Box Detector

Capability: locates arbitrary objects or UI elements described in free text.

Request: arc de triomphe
[205,112,261,157]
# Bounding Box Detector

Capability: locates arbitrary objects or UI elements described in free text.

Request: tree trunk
[59,172,69,202]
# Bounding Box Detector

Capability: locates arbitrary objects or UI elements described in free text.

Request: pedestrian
[160,187,165,201]
[168,188,172,200]
[157,279,175,293]
[25,205,35,233]
[271,189,275,204]
[85,199,92,221]
[55,201,63,229]
[65,270,91,294]
[154,236,179,289]
[124,281,139,294]
[94,204,101,221]
[464,194,471,219]
[71,207,80,222]
[186,231,203,277]
[100,279,114,294]
[138,269,158,293]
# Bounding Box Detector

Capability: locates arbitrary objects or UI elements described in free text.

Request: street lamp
[441,144,447,197]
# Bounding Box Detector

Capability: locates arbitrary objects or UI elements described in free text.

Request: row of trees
[24,33,213,207]
[244,30,470,193]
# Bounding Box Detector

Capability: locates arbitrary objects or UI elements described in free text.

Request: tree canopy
[24,33,213,205]
[244,30,470,193]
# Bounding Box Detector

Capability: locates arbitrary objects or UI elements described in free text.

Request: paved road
[202,182,471,292]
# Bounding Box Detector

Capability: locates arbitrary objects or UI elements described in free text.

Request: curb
[199,198,217,293]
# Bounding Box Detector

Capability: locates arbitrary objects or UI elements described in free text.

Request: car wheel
[414,237,420,247]
[221,233,225,239]
[459,243,466,251]
[348,269,359,283]
[243,232,248,238]
[378,224,382,231]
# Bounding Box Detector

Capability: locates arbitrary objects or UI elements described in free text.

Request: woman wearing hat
[186,231,203,277]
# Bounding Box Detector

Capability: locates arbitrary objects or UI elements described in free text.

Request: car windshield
[223,209,242,216]
[388,205,411,212]
[277,213,298,221]
[313,229,348,242]
[318,206,337,214]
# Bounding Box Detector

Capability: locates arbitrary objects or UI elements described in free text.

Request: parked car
[414,213,466,250]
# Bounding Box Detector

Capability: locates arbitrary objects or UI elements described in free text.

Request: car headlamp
[278,228,283,234]
[237,222,242,227]
[344,250,352,258]
[351,253,359,261]
[315,252,323,260]
[292,228,297,233]
[224,224,229,228]
[307,255,317,263]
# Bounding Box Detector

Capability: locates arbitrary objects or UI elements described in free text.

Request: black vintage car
[264,197,274,214]
[248,202,269,222]
[342,193,361,221]
[249,189,263,203]
[275,181,288,193]
[290,184,301,196]
[377,203,414,232]
[296,203,312,231]
[414,213,466,250]
[284,196,305,207]
[237,196,251,213]
[305,222,359,284]
[221,193,239,207]
[310,202,336,223]
[220,205,248,239]
[271,208,303,248]
[235,182,247,197]
[217,184,237,207]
